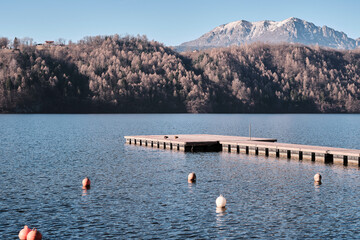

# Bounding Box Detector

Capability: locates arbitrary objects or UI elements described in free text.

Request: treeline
[0,35,359,113]
[185,44,360,112]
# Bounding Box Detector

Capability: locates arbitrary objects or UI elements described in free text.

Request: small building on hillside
[36,44,44,50]
[45,41,54,46]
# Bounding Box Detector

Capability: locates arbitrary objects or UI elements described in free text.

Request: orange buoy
[82,177,91,188]
[18,225,31,240]
[26,228,42,240]
[188,172,196,183]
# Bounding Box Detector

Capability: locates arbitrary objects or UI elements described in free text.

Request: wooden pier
[124,134,360,166]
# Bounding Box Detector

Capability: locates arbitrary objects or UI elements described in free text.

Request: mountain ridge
[176,17,358,51]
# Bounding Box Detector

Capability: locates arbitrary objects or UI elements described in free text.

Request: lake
[1,114,360,239]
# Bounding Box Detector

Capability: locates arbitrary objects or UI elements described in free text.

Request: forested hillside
[185,44,360,112]
[0,35,359,113]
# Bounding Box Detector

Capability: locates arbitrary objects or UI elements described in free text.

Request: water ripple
[1,114,360,239]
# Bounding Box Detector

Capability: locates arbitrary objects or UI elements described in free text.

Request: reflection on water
[216,207,227,230]
[1,114,360,239]
[216,207,227,214]
[82,189,89,196]
[187,182,195,193]
[314,182,322,187]
[314,182,322,193]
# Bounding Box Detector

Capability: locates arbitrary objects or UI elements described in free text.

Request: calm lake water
[1,114,360,239]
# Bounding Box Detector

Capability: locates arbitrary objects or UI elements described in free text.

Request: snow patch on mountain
[176,17,357,51]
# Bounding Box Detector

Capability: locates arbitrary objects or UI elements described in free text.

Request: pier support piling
[324,153,334,164]
[287,150,291,159]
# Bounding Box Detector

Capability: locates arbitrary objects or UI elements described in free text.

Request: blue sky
[1,0,359,46]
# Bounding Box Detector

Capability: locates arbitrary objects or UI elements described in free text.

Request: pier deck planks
[124,134,360,166]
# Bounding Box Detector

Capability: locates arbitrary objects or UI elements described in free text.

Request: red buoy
[26,228,42,240]
[82,177,91,188]
[18,225,31,240]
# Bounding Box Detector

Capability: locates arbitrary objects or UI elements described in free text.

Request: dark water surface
[1,114,360,239]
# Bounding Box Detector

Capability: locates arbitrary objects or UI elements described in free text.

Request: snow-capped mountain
[176,17,357,51]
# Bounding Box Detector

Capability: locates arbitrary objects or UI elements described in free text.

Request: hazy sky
[1,0,359,46]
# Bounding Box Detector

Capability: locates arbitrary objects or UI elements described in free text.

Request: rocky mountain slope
[177,17,358,51]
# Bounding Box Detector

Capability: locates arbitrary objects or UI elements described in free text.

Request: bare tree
[0,37,9,48]
[56,38,66,45]
[13,37,19,49]
[21,37,33,46]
